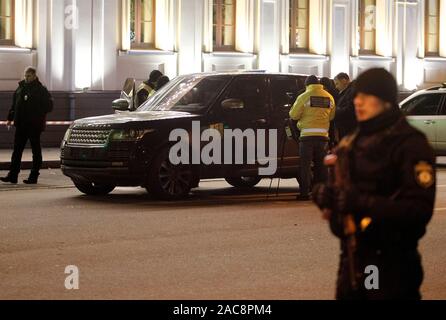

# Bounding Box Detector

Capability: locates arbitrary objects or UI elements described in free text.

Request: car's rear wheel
[146,147,193,200]
[73,180,116,196]
[225,176,262,188]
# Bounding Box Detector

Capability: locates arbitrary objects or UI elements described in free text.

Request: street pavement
[0,169,445,300]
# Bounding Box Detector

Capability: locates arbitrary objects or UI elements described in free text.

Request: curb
[0,160,61,171]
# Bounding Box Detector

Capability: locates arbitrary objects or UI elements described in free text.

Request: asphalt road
[0,169,445,300]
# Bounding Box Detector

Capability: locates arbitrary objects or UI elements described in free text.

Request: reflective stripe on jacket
[289,84,336,138]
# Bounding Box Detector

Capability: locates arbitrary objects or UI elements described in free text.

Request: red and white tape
[0,121,73,126]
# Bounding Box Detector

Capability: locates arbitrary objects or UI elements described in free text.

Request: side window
[271,77,299,110]
[224,77,268,116]
[175,76,229,109]
[401,94,442,116]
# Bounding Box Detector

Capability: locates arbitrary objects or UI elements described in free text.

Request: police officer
[1,67,53,185]
[136,70,163,107]
[155,75,170,92]
[313,68,436,300]
[290,75,336,201]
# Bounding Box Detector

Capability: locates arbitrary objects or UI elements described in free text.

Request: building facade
[0,0,445,93]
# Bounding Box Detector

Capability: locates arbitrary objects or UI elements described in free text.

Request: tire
[225,176,262,188]
[73,180,115,196]
[146,147,193,200]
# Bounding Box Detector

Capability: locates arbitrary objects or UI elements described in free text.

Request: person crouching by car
[136,70,163,107]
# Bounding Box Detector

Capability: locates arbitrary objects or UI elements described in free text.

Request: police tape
[0,121,73,126]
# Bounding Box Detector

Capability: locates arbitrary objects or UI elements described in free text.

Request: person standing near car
[313,68,436,300]
[334,73,357,142]
[321,77,340,149]
[289,75,336,201]
[136,70,163,107]
[1,67,53,185]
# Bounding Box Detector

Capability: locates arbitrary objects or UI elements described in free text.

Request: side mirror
[221,98,244,110]
[112,99,130,112]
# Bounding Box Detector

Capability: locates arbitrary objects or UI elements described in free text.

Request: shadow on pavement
[71,185,302,209]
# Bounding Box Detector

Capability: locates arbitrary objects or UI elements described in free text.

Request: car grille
[67,129,111,146]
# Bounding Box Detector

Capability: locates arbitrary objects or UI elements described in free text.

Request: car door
[401,93,442,150]
[433,93,446,155]
[216,75,269,176]
[269,75,305,175]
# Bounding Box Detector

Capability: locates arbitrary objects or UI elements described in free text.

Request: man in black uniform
[313,68,436,300]
[333,73,357,141]
[1,67,53,185]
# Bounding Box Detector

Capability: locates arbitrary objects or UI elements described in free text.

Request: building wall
[1,0,445,92]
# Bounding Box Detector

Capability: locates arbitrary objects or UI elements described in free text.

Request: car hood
[73,111,201,127]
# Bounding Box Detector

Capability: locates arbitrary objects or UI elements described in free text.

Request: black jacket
[334,82,357,139]
[332,108,436,250]
[331,108,436,299]
[7,78,53,132]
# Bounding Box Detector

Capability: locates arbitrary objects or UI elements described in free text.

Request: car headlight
[61,128,72,148]
[110,129,155,141]
[63,128,72,142]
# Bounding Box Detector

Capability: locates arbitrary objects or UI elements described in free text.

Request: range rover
[61,72,308,199]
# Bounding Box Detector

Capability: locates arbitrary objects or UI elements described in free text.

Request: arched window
[358,0,376,55]
[131,0,155,49]
[0,0,14,45]
[426,0,440,56]
[213,0,236,51]
[289,0,309,52]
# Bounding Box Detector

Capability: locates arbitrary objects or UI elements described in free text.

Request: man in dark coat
[1,67,53,184]
[313,68,436,300]
[334,73,357,141]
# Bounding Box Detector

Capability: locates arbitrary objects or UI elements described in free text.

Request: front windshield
[137,75,230,113]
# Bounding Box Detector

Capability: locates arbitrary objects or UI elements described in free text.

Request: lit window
[0,0,14,45]
[426,0,440,56]
[213,0,236,51]
[131,0,155,49]
[359,0,376,55]
[289,0,309,52]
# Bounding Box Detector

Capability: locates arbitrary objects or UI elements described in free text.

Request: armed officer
[313,68,436,300]
[290,75,336,201]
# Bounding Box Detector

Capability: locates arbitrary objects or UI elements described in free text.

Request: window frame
[289,0,310,53]
[358,0,376,56]
[131,0,156,50]
[213,0,236,52]
[0,0,15,46]
[425,0,441,57]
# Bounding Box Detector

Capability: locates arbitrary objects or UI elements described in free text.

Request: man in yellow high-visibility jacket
[136,70,163,107]
[289,75,336,201]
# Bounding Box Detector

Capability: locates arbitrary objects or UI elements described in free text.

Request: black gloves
[313,184,364,214]
[312,183,335,211]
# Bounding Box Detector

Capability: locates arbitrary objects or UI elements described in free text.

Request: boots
[0,173,18,184]
[23,172,40,185]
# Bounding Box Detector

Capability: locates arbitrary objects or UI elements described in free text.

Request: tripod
[267,119,299,199]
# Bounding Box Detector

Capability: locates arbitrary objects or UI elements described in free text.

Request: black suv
[61,72,307,199]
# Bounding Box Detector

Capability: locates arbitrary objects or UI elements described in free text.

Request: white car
[400,83,446,155]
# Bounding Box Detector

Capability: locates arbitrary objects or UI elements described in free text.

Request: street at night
[1,167,446,300]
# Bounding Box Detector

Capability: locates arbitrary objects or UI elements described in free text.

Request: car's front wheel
[73,180,116,196]
[146,147,193,200]
[225,176,262,188]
